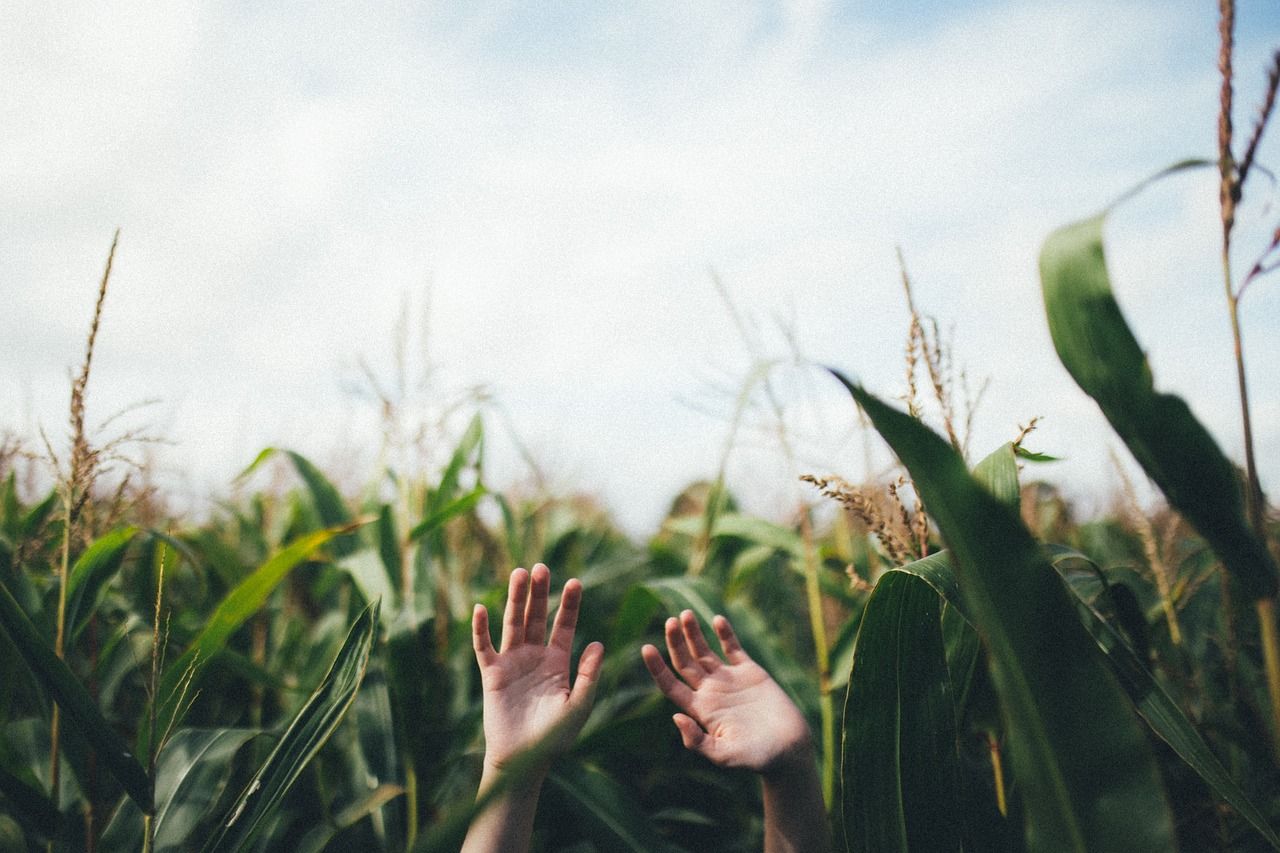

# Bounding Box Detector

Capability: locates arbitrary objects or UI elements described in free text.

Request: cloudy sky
[4,1,1279,534]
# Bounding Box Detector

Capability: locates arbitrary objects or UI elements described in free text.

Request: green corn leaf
[546,761,690,853]
[375,503,401,589]
[841,569,962,852]
[433,413,484,510]
[101,727,261,851]
[834,372,1176,853]
[65,526,138,640]
[897,547,1280,850]
[148,526,353,755]
[239,448,359,556]
[199,600,379,853]
[406,485,486,543]
[1039,198,1277,601]
[412,714,581,853]
[0,580,152,813]
[1046,549,1280,850]
[973,443,1020,510]
[0,760,58,839]
[292,783,407,853]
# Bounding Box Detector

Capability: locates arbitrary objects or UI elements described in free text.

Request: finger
[712,614,749,664]
[569,641,605,713]
[472,604,497,666]
[500,567,530,651]
[665,613,704,686]
[524,563,551,645]
[672,713,715,760]
[641,643,695,710]
[681,609,721,672]
[548,577,583,651]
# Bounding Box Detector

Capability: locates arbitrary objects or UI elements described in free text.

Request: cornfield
[3,9,1280,853]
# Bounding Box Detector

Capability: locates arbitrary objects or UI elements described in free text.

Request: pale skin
[460,563,604,853]
[462,564,828,853]
[642,610,831,853]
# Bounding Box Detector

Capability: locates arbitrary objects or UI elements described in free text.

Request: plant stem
[406,763,419,847]
[49,492,72,822]
[1218,0,1280,759]
[987,732,1007,817]
[144,547,165,852]
[800,512,835,808]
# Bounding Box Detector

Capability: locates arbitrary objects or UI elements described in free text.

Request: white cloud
[2,0,1276,533]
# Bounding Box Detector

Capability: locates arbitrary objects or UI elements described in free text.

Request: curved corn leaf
[835,372,1176,853]
[102,727,261,851]
[973,443,1020,510]
[841,570,961,852]
[1046,549,1280,850]
[899,547,1280,849]
[240,448,359,556]
[0,580,152,813]
[65,526,138,640]
[200,600,379,853]
[1039,202,1277,601]
[148,526,353,755]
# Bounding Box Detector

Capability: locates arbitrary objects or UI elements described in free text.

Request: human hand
[641,610,812,777]
[472,563,604,775]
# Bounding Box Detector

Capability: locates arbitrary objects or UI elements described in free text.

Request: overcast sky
[4,1,1278,535]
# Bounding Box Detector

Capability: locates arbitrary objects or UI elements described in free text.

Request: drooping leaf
[0,580,152,813]
[1039,205,1277,601]
[835,373,1176,853]
[841,570,961,852]
[200,601,379,853]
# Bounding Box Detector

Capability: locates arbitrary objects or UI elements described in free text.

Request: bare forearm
[459,764,544,853]
[761,749,830,853]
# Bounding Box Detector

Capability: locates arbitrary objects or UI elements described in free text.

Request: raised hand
[471,563,604,773]
[641,610,811,776]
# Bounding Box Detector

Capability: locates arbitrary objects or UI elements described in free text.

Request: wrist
[760,732,816,783]
[481,753,548,796]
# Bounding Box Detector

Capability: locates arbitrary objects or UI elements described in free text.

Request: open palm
[641,610,811,775]
[472,563,602,772]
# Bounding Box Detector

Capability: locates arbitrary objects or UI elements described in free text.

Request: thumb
[569,641,605,713]
[672,713,715,761]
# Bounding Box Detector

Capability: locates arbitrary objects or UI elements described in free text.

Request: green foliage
[841,570,961,852]
[1039,200,1277,601]
[840,377,1178,852]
